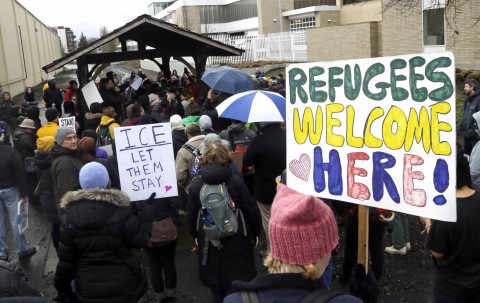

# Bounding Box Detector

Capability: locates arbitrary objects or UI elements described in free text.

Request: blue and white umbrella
[215,90,286,123]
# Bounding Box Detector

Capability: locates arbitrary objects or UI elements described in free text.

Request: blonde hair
[102,106,115,117]
[264,255,319,280]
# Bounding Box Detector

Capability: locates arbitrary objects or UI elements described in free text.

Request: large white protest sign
[59,117,75,131]
[114,123,178,201]
[17,199,28,235]
[81,80,103,110]
[286,52,456,222]
[130,75,143,91]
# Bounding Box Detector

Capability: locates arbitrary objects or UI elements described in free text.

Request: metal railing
[207,31,307,66]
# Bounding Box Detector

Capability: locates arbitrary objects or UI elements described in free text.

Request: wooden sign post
[357,205,370,271]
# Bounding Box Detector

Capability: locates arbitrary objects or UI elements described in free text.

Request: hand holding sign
[59,117,76,131]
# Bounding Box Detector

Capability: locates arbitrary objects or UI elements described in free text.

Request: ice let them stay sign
[115,123,178,201]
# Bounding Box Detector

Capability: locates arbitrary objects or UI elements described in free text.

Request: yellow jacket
[96,116,120,140]
[36,122,59,140]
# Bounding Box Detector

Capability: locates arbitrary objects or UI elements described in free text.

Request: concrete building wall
[445,1,480,70]
[172,6,201,33]
[340,0,382,25]
[257,0,294,34]
[0,0,61,97]
[315,11,341,28]
[307,22,377,61]
[377,0,423,57]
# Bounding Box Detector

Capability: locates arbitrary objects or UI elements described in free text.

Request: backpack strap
[228,130,236,151]
[300,288,341,303]
[241,291,261,303]
[183,143,200,156]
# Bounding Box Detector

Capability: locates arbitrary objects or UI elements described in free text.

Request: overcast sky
[17,0,155,39]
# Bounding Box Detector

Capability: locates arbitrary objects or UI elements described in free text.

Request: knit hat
[19,119,36,130]
[199,115,212,131]
[269,184,339,265]
[82,129,98,142]
[37,136,55,152]
[79,162,110,189]
[199,133,229,154]
[45,108,59,122]
[170,114,184,130]
[55,126,76,144]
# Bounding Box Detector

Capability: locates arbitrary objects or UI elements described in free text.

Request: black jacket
[460,89,480,140]
[50,145,83,207]
[133,195,180,238]
[54,189,148,303]
[25,106,42,131]
[43,87,63,108]
[172,129,188,159]
[13,128,36,162]
[200,98,230,131]
[100,88,123,117]
[243,123,286,204]
[0,142,28,196]
[219,123,256,150]
[84,113,103,131]
[35,151,59,224]
[188,164,261,291]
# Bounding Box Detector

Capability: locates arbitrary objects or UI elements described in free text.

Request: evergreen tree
[77,33,88,49]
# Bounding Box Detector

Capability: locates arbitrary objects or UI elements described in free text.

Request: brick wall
[378,0,423,57]
[307,22,377,61]
[445,2,480,70]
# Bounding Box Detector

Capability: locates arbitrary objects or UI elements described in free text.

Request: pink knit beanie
[269,184,339,265]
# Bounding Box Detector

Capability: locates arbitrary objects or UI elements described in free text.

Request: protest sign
[130,75,143,91]
[17,199,28,235]
[286,52,456,222]
[59,116,75,131]
[114,123,178,202]
[81,80,103,109]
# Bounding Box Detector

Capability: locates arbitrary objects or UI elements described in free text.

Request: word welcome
[293,102,451,155]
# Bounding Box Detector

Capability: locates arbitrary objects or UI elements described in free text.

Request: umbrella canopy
[201,66,256,95]
[215,90,286,123]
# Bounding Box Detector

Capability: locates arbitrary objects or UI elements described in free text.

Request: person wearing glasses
[51,127,84,226]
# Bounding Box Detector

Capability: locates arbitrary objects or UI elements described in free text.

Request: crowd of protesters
[0,68,478,303]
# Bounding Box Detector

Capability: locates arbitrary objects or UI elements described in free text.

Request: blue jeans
[0,187,27,256]
[434,287,480,303]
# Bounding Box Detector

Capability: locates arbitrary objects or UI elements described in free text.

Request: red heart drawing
[289,153,311,182]
[165,185,172,192]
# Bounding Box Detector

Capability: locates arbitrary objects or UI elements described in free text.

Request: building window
[294,0,336,9]
[343,0,369,4]
[423,8,444,45]
[290,17,316,32]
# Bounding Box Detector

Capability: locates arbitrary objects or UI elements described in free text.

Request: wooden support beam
[83,49,197,64]
[357,205,370,272]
